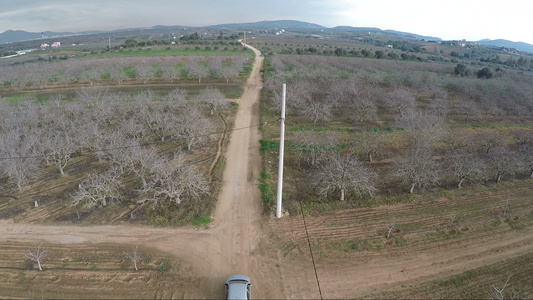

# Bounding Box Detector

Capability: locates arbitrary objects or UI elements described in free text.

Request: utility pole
[276,84,287,218]
[243,29,246,44]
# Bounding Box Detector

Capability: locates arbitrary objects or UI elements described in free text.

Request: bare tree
[386,87,416,117]
[160,64,181,83]
[354,131,386,163]
[491,275,520,300]
[186,58,208,83]
[292,131,339,166]
[23,244,48,271]
[163,88,187,108]
[40,119,78,176]
[456,100,482,122]
[221,65,240,83]
[386,222,396,238]
[444,149,485,188]
[138,153,211,208]
[311,152,377,201]
[123,244,141,271]
[499,198,511,218]
[290,80,332,124]
[176,107,214,152]
[126,146,159,188]
[518,144,533,178]
[394,146,439,194]
[475,129,507,154]
[396,109,444,150]
[484,146,517,183]
[195,87,228,115]
[71,168,123,208]
[0,129,40,191]
[108,65,128,85]
[134,64,153,84]
[442,128,473,153]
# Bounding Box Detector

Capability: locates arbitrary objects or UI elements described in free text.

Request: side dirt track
[1,44,532,299]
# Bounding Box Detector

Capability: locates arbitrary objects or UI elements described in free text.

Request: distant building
[51,42,61,48]
[41,43,50,49]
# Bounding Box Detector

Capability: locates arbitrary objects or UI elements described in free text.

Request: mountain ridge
[1,20,532,53]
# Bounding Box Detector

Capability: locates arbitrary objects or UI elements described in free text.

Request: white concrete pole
[276,84,286,218]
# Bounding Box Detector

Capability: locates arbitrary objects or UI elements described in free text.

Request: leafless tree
[343,85,378,123]
[71,168,123,208]
[499,198,511,218]
[40,119,78,176]
[23,244,48,271]
[291,80,332,123]
[195,87,228,115]
[176,107,214,152]
[221,65,240,83]
[448,214,459,228]
[354,131,387,163]
[163,88,187,108]
[475,129,507,154]
[491,275,520,300]
[396,109,444,150]
[160,64,181,83]
[394,146,440,194]
[127,146,159,188]
[0,129,40,191]
[292,131,339,166]
[107,65,128,85]
[311,152,377,201]
[123,244,141,271]
[444,149,486,188]
[82,67,102,86]
[386,87,416,117]
[442,128,473,153]
[518,144,533,178]
[134,64,153,84]
[456,100,482,122]
[484,146,517,183]
[138,153,211,208]
[186,58,208,83]
[386,221,396,238]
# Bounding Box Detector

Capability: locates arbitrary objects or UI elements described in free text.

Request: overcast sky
[1,0,531,44]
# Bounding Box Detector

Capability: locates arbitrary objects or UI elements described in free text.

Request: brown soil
[0,44,532,299]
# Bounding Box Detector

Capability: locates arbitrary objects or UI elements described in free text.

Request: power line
[291,168,323,300]
[0,123,263,161]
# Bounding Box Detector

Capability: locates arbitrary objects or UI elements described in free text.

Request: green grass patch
[260,140,279,153]
[192,216,213,228]
[259,172,275,205]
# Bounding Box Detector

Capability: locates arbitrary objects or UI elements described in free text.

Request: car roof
[226,274,250,300]
[226,274,250,283]
[227,281,248,299]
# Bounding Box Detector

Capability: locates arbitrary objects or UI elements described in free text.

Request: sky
[0,0,531,45]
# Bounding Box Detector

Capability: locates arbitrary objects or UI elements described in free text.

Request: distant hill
[208,20,325,30]
[0,29,103,44]
[334,26,442,41]
[476,39,533,53]
[2,21,533,54]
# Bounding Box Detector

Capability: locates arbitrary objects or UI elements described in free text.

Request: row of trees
[0,54,250,88]
[0,87,228,209]
[264,55,533,124]
[290,113,533,198]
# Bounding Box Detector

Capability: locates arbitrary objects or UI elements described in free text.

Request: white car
[225,274,251,300]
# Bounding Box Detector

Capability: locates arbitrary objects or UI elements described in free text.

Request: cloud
[0,0,530,44]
